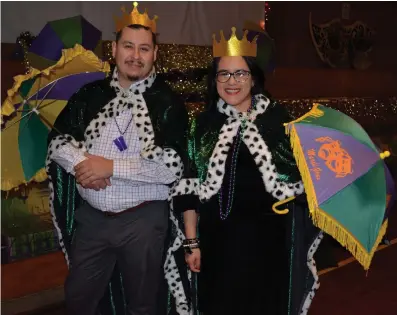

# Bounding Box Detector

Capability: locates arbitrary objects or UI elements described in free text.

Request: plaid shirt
[52,93,177,213]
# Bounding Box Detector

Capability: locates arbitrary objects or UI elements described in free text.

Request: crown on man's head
[114,2,158,33]
[212,27,257,58]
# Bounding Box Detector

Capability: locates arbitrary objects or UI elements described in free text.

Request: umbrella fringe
[286,124,319,217]
[287,122,388,271]
[1,44,110,117]
[285,102,324,127]
[312,211,388,270]
[1,168,47,191]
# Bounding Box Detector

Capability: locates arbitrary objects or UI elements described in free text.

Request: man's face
[112,27,158,83]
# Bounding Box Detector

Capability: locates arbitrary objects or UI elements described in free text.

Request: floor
[2,207,396,315]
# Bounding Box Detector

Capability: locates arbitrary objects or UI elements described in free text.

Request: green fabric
[19,103,49,180]
[320,160,386,252]
[19,77,36,98]
[47,75,189,315]
[50,16,82,48]
[188,117,221,183]
[299,105,377,151]
[27,52,57,70]
[189,100,302,184]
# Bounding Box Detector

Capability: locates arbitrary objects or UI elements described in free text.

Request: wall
[2,2,397,101]
[267,1,397,71]
[0,1,263,45]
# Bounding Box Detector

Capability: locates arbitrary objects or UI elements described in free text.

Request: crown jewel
[212,27,257,58]
[114,2,158,33]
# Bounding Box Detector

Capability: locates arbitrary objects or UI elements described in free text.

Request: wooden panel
[266,68,397,98]
[1,251,67,300]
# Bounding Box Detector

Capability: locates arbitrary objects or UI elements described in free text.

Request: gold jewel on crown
[114,1,158,33]
[212,27,257,58]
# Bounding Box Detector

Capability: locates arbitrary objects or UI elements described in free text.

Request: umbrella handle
[380,151,390,159]
[271,196,296,215]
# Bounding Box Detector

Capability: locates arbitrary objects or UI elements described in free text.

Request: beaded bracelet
[183,238,199,245]
[182,238,200,254]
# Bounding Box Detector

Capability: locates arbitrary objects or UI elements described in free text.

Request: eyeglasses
[216,70,251,83]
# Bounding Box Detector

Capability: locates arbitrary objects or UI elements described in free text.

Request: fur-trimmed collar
[110,66,156,97]
[82,67,158,156]
[216,94,269,120]
[193,94,304,201]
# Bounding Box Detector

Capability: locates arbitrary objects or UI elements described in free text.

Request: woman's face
[216,56,253,108]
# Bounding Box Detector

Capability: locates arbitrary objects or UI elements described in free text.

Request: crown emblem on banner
[114,2,158,33]
[212,27,257,57]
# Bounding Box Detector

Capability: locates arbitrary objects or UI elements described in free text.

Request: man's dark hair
[115,24,157,46]
[206,56,266,111]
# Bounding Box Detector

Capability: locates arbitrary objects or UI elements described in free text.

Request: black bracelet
[183,238,199,246]
[183,243,200,254]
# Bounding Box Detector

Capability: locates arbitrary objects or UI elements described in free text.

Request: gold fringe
[313,209,388,270]
[272,196,295,214]
[2,44,111,117]
[287,124,319,216]
[286,112,388,270]
[1,167,48,191]
[284,103,324,130]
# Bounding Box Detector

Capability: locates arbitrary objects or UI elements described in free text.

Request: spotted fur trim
[171,95,304,202]
[45,135,87,267]
[300,231,323,314]
[164,95,306,314]
[46,67,184,266]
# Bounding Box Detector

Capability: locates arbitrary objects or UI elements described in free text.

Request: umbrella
[28,15,102,70]
[1,45,110,191]
[281,103,392,270]
[385,163,396,219]
[244,20,276,73]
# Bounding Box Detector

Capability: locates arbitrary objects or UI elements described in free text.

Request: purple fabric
[295,124,380,205]
[81,16,102,51]
[384,164,396,219]
[29,24,64,61]
[27,72,106,101]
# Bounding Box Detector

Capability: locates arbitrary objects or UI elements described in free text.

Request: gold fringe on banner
[284,104,388,270]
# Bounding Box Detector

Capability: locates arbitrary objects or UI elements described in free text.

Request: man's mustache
[125,60,144,67]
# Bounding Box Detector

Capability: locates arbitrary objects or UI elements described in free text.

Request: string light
[101,41,397,127]
[17,31,36,74]
[185,97,397,123]
[23,39,397,129]
[264,2,271,24]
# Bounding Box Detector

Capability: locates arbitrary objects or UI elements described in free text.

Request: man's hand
[75,153,113,187]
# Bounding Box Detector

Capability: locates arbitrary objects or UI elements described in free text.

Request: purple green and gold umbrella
[27,15,102,70]
[1,45,110,191]
[244,20,276,73]
[281,103,392,270]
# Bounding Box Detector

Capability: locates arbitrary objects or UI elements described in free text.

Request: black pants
[65,201,169,315]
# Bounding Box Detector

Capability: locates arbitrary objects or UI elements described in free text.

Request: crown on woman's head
[114,2,158,33]
[212,27,257,58]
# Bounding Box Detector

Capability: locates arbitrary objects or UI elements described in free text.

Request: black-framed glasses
[216,70,251,83]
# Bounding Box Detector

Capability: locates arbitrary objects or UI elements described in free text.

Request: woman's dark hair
[206,56,267,111]
[116,24,157,46]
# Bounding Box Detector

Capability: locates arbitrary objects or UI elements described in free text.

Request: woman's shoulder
[195,108,224,126]
[262,97,292,123]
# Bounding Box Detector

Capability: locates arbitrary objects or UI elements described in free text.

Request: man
[46,3,190,315]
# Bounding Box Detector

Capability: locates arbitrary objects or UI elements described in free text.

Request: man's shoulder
[262,98,293,125]
[150,75,180,98]
[75,77,113,98]
[145,75,184,109]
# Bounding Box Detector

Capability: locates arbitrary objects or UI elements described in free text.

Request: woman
[164,28,323,315]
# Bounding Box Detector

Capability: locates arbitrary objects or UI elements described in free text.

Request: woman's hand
[185,248,201,273]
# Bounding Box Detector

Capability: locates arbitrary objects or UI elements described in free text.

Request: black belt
[102,201,151,217]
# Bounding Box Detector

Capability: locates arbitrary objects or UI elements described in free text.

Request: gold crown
[212,27,257,58]
[114,2,158,33]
